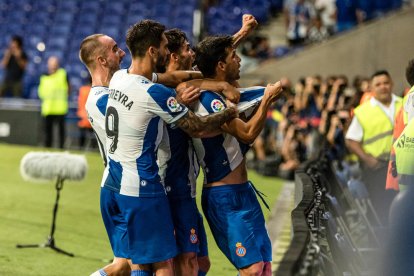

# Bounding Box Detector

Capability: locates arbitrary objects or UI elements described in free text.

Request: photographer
[0,35,27,97]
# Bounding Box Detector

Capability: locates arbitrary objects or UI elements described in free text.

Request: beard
[155,54,167,73]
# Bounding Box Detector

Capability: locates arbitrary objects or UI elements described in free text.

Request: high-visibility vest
[38,68,69,116]
[386,86,414,190]
[394,119,414,185]
[354,97,402,160]
[77,85,92,128]
[393,86,414,186]
[402,86,414,124]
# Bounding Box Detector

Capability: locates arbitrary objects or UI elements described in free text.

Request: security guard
[345,70,402,224]
[386,59,414,191]
[38,56,69,149]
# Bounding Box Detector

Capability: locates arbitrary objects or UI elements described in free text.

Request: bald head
[79,34,107,70]
[47,56,60,74]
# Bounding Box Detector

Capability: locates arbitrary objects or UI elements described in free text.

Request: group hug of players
[79,14,283,276]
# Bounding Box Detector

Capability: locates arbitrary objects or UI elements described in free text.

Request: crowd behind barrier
[276,150,384,275]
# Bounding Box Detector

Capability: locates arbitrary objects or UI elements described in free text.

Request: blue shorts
[169,197,208,256]
[201,182,272,269]
[197,212,209,257]
[100,187,178,264]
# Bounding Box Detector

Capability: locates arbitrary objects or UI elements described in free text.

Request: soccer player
[101,20,238,276]
[161,29,212,276]
[79,34,130,276]
[159,14,259,275]
[79,33,217,276]
[192,35,283,276]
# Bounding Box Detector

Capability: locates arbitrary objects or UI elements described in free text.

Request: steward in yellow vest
[345,70,401,225]
[38,68,69,116]
[353,96,402,161]
[37,56,69,148]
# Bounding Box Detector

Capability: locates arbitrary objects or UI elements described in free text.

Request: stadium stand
[0,0,200,99]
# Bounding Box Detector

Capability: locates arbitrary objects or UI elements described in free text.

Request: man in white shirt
[346,70,401,224]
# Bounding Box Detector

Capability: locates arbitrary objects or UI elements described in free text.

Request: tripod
[16,176,74,257]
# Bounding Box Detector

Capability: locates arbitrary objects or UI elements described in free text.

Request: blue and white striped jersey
[192,86,265,184]
[85,86,109,166]
[85,74,158,167]
[158,126,199,199]
[101,69,188,197]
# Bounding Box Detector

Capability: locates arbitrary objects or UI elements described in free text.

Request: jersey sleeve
[195,91,227,116]
[146,83,188,124]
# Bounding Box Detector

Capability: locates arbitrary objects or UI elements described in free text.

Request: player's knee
[103,259,131,276]
[239,261,264,276]
[197,256,211,273]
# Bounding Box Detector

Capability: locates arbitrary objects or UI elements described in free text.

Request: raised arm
[232,14,258,48]
[221,81,283,144]
[156,70,203,87]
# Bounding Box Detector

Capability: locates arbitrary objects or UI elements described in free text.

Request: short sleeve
[195,91,227,116]
[146,83,188,124]
[404,94,414,122]
[345,116,363,142]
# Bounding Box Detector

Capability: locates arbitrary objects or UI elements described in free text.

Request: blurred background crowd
[0,0,412,177]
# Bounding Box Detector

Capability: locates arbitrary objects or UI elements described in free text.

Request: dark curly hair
[195,35,233,78]
[126,20,165,58]
[406,59,414,86]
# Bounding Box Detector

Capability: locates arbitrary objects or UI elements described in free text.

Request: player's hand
[222,83,240,104]
[264,81,283,102]
[177,86,201,105]
[225,99,239,119]
[241,14,258,35]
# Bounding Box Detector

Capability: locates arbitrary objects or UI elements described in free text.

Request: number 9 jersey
[102,69,188,197]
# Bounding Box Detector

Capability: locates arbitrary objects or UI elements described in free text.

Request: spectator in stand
[350,76,370,108]
[358,0,376,21]
[314,0,337,34]
[307,15,330,43]
[76,75,93,149]
[0,35,27,97]
[285,0,315,46]
[38,56,70,149]
[374,0,402,18]
[335,0,363,32]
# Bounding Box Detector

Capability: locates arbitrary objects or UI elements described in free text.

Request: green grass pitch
[0,143,283,276]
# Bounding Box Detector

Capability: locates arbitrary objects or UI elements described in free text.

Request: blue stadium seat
[101,14,124,26]
[129,2,152,17]
[80,1,102,12]
[47,37,68,52]
[54,12,75,25]
[56,0,79,12]
[103,1,125,14]
[50,25,72,36]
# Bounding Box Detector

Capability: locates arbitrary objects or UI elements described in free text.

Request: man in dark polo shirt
[1,35,27,97]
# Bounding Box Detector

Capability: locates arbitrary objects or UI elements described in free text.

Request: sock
[131,270,152,276]
[198,271,207,276]
[90,269,107,276]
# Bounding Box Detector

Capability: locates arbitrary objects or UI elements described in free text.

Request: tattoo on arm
[176,108,237,137]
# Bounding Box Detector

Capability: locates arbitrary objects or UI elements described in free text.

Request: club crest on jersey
[211,99,224,112]
[190,228,198,244]
[235,242,246,257]
[167,97,182,112]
